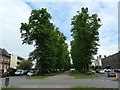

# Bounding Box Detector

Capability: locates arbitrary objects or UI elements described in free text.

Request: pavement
[44,71,75,80]
[0,71,119,88]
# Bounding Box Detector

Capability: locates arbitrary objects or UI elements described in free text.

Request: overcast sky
[0,0,119,59]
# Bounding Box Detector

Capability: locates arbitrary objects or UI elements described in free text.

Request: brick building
[0,48,11,77]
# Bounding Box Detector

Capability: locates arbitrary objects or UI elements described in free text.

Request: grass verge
[0,86,17,90]
[70,71,98,79]
[72,86,119,90]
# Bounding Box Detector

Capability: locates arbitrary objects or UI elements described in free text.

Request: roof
[102,51,120,60]
[0,48,10,57]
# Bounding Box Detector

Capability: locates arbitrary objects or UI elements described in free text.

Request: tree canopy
[70,7,101,72]
[20,8,70,75]
[17,60,33,70]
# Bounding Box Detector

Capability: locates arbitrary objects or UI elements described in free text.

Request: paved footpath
[44,71,75,80]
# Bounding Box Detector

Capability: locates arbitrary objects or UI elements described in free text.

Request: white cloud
[0,0,34,58]
[22,0,119,2]
[98,38,118,57]
[0,0,118,59]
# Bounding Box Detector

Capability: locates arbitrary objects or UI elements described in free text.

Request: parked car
[27,70,39,76]
[104,69,112,72]
[107,71,116,77]
[96,69,100,73]
[23,70,29,75]
[70,68,75,71]
[99,69,105,74]
[114,69,120,72]
[15,70,24,75]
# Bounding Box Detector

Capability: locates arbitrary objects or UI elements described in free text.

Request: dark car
[107,71,116,77]
[96,69,100,73]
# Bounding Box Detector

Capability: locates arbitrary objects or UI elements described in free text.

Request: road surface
[0,71,119,88]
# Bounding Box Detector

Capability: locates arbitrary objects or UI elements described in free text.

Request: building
[95,55,102,66]
[32,59,36,69]
[92,55,103,67]
[101,51,120,69]
[91,60,96,66]
[10,54,25,69]
[0,48,11,76]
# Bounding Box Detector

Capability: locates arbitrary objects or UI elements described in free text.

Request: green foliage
[20,8,70,75]
[26,75,48,79]
[17,60,33,70]
[70,71,98,78]
[71,7,101,72]
[72,86,119,90]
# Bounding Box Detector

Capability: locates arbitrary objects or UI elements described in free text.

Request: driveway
[44,71,75,80]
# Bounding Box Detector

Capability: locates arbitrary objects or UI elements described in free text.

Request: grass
[44,72,61,76]
[72,86,119,90]
[0,86,17,90]
[70,71,98,79]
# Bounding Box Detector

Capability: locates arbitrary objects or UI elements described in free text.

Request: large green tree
[20,8,70,75]
[17,60,33,70]
[71,7,101,72]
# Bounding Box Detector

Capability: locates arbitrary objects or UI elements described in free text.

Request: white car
[70,68,75,71]
[27,70,39,76]
[104,69,112,72]
[15,70,24,75]
[27,71,34,76]
[99,69,105,74]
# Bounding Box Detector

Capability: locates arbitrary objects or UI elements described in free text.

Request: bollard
[5,77,9,87]
[4,72,10,87]
[116,72,118,80]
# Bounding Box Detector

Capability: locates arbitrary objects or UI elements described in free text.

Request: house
[0,48,11,77]
[10,54,25,69]
[92,55,103,67]
[101,51,120,69]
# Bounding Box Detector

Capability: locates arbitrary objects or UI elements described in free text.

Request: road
[0,71,119,88]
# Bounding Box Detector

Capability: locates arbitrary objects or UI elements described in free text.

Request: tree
[20,8,55,74]
[20,8,70,75]
[17,60,33,70]
[71,7,101,73]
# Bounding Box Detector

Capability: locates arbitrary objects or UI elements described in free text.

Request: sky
[0,0,119,59]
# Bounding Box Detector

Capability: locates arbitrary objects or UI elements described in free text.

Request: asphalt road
[0,72,119,88]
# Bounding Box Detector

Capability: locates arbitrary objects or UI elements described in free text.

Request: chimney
[104,55,106,58]
[99,55,101,58]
